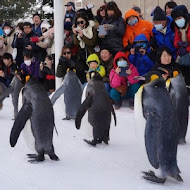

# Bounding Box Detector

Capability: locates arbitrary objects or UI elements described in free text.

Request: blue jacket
[152,16,177,59]
[129,34,154,76]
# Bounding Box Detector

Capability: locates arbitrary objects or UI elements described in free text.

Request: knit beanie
[153,6,167,21]
[171,5,189,20]
[41,21,51,30]
[86,54,100,65]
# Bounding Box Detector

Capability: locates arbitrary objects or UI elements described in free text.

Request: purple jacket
[21,60,39,79]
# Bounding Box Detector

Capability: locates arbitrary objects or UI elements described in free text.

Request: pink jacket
[109,52,139,88]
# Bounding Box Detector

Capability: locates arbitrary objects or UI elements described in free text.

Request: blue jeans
[109,83,140,101]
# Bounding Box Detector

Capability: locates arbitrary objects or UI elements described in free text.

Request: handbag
[115,85,128,97]
[178,53,190,66]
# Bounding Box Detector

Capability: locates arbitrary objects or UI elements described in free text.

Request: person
[123,8,153,55]
[109,52,140,110]
[129,34,154,76]
[20,51,39,79]
[64,2,76,23]
[151,47,178,73]
[39,55,55,94]
[56,46,75,80]
[98,1,126,55]
[32,13,42,37]
[95,4,108,24]
[12,22,24,68]
[86,53,105,81]
[2,53,17,86]
[14,22,47,62]
[73,12,98,83]
[151,6,177,60]
[2,22,15,54]
[171,5,190,90]
[100,47,113,93]
[164,1,177,16]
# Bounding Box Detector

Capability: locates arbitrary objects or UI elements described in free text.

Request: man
[32,13,42,37]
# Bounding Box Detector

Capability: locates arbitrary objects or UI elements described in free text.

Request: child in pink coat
[109,52,140,109]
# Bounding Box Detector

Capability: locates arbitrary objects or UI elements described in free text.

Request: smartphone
[30,36,39,43]
[119,66,129,77]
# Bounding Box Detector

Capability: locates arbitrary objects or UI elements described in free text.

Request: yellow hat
[86,53,100,65]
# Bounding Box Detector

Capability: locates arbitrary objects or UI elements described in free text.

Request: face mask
[24,60,32,66]
[154,24,163,31]
[175,18,186,28]
[117,60,128,67]
[128,18,138,26]
[4,29,11,35]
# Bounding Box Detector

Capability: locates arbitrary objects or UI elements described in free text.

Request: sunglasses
[76,20,84,25]
[63,51,71,55]
[100,8,106,12]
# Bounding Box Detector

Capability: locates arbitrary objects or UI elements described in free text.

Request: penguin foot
[84,139,97,146]
[178,138,186,145]
[28,154,45,163]
[62,116,71,120]
[49,154,59,161]
[27,154,37,158]
[142,170,166,184]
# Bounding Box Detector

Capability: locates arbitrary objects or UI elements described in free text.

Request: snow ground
[0,97,190,190]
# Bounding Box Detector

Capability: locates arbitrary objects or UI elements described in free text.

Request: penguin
[75,72,117,146]
[10,76,59,163]
[135,71,183,183]
[51,68,83,120]
[0,82,7,110]
[166,69,189,144]
[0,75,24,118]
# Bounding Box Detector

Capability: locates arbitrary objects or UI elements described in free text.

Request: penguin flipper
[145,113,160,169]
[51,85,65,105]
[75,94,93,129]
[10,102,33,147]
[0,85,14,102]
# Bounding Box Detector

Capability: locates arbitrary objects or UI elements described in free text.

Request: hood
[86,53,100,66]
[171,5,189,21]
[124,9,139,22]
[113,52,129,69]
[134,34,148,43]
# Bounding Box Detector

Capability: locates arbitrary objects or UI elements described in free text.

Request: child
[129,34,154,76]
[39,55,55,94]
[109,52,140,109]
[20,51,39,79]
[86,53,105,81]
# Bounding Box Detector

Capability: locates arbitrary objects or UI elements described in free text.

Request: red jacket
[174,20,190,53]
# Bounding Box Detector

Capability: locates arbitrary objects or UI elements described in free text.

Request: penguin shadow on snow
[75,71,117,147]
[134,70,184,184]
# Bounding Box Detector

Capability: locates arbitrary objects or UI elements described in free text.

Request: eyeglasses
[63,51,71,55]
[100,8,106,12]
[76,20,84,25]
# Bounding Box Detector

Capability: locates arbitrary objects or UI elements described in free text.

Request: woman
[99,1,126,56]
[95,4,108,24]
[73,12,98,83]
[171,5,190,90]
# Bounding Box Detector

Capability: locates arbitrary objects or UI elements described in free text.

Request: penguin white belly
[134,85,146,144]
[81,83,92,138]
[18,88,36,153]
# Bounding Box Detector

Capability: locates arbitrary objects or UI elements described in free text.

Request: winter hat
[86,53,100,65]
[153,6,167,21]
[41,21,51,30]
[113,52,129,69]
[65,2,75,11]
[132,6,141,14]
[2,22,12,29]
[171,5,189,20]
[64,21,72,31]
[100,46,112,54]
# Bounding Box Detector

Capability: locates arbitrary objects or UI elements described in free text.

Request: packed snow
[0,96,190,190]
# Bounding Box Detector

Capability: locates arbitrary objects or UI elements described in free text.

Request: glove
[179,47,188,57]
[178,41,189,47]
